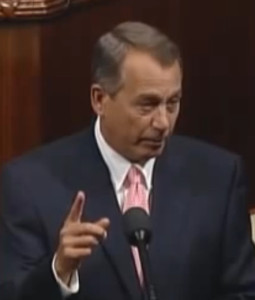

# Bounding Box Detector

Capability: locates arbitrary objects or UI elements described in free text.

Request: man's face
[91,50,182,164]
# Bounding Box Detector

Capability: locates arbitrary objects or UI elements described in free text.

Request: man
[1,22,255,300]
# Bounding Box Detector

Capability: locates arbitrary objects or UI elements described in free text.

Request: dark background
[1,0,254,206]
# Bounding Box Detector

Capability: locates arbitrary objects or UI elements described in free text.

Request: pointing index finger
[66,191,85,223]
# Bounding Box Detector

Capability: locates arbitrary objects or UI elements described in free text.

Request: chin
[148,149,164,158]
[139,147,165,163]
[129,143,166,164]
[148,143,165,155]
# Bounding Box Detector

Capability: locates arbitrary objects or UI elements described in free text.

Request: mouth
[141,138,165,147]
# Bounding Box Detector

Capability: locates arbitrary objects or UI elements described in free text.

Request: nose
[152,105,170,132]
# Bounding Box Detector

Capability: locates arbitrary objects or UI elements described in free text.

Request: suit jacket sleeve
[216,157,255,299]
[0,164,79,300]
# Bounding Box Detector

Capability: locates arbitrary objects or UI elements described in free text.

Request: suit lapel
[67,128,141,300]
[150,139,190,239]
[149,138,193,292]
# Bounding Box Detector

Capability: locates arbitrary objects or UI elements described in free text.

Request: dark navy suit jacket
[1,128,255,300]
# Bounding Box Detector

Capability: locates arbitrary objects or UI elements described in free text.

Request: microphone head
[123,207,152,246]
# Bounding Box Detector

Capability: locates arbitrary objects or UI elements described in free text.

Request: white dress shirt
[52,117,155,296]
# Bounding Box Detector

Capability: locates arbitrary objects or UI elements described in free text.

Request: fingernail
[78,191,84,198]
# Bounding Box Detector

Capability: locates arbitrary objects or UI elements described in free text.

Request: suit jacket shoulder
[170,134,239,160]
[166,134,241,172]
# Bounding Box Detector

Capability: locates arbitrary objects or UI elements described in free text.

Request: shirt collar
[94,117,155,192]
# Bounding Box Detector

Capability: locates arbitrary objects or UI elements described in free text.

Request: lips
[143,136,165,142]
[142,138,165,145]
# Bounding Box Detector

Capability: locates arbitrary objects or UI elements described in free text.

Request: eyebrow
[136,90,182,102]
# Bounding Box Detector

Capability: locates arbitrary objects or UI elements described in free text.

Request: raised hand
[54,191,110,285]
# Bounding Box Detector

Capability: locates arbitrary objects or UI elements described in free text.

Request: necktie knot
[123,165,148,214]
[126,166,145,187]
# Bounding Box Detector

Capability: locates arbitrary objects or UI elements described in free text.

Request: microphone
[123,207,158,300]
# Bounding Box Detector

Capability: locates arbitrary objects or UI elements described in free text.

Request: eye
[139,102,156,114]
[170,96,181,103]
[166,97,180,112]
[136,97,159,114]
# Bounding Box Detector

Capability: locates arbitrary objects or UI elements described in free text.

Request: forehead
[120,50,182,96]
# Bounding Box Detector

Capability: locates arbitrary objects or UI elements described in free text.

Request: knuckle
[85,236,94,243]
[82,223,91,232]
[60,228,67,238]
[62,247,70,257]
[69,252,78,259]
[85,248,92,256]
[61,237,69,247]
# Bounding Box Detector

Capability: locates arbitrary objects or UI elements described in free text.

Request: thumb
[95,218,110,229]
[95,218,110,239]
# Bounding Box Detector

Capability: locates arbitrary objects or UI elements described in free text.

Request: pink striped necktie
[122,166,149,285]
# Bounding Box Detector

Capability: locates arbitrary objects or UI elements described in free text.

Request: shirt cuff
[52,254,79,297]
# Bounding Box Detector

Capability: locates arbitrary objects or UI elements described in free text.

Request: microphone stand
[135,231,158,300]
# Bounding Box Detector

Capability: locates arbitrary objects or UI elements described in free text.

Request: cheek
[110,109,135,138]
[129,116,152,138]
[106,104,126,126]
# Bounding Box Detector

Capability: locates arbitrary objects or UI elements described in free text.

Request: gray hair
[91,21,182,96]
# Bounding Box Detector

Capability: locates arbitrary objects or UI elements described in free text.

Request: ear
[90,84,109,116]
